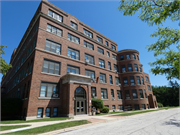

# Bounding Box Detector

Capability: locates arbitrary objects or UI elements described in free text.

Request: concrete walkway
[0,108,160,134]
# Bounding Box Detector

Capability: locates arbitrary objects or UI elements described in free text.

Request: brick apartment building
[1,0,157,120]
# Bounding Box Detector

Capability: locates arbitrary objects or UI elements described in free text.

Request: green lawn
[1,125,31,131]
[2,120,90,135]
[1,117,69,124]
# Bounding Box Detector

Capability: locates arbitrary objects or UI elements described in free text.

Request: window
[134,104,140,110]
[46,108,51,117]
[114,64,118,72]
[106,41,108,46]
[85,53,94,65]
[120,55,124,60]
[147,85,151,91]
[45,40,61,55]
[91,87,96,98]
[84,41,94,50]
[116,77,120,85]
[67,47,79,60]
[112,105,116,110]
[142,104,146,109]
[125,90,130,99]
[98,47,104,54]
[139,89,144,98]
[48,10,63,22]
[109,75,113,84]
[112,54,117,60]
[83,29,92,38]
[137,55,139,60]
[117,90,122,99]
[147,104,149,109]
[132,54,136,59]
[97,36,103,43]
[141,77,144,85]
[100,73,106,83]
[130,76,135,85]
[40,82,58,97]
[136,76,141,85]
[53,108,58,117]
[118,105,123,110]
[68,33,80,44]
[111,89,114,99]
[101,88,108,99]
[138,65,142,73]
[67,65,80,74]
[85,69,95,79]
[123,77,128,85]
[145,76,149,82]
[111,44,116,50]
[132,89,138,99]
[47,24,62,37]
[126,54,130,59]
[144,89,147,98]
[108,62,111,70]
[121,65,126,73]
[42,60,60,75]
[37,108,43,118]
[128,64,133,72]
[107,51,110,57]
[99,59,105,68]
[134,64,138,71]
[71,21,77,30]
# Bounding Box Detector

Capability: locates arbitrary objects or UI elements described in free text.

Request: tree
[92,98,104,110]
[0,45,12,75]
[118,0,179,80]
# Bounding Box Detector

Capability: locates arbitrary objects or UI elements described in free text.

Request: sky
[1,0,179,86]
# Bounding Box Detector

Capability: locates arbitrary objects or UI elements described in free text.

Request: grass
[1,125,31,131]
[2,120,90,135]
[1,117,69,124]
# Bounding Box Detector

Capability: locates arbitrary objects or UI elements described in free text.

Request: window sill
[133,98,139,100]
[140,98,144,99]
[41,72,61,77]
[130,84,136,86]
[100,82,107,84]
[38,97,60,100]
[101,99,109,100]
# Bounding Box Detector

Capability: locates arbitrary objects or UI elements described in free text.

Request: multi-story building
[1,0,157,120]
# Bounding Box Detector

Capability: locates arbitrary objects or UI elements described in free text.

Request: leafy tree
[118,0,179,80]
[0,45,12,75]
[92,98,104,110]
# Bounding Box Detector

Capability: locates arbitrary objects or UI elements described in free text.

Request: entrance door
[76,100,86,115]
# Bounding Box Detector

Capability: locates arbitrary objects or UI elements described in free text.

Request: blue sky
[1,0,178,86]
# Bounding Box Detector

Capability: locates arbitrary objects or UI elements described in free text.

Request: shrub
[100,107,109,113]
[92,98,104,109]
[157,102,163,108]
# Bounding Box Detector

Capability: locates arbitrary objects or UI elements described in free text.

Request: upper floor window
[83,29,93,38]
[139,89,144,98]
[141,77,144,85]
[117,90,122,99]
[145,76,149,82]
[111,44,116,50]
[114,64,118,72]
[111,89,114,99]
[136,76,141,85]
[67,47,79,60]
[132,54,136,59]
[106,41,109,46]
[68,33,80,44]
[108,62,111,70]
[125,90,130,99]
[40,82,58,97]
[84,41,94,50]
[134,64,138,71]
[109,75,113,84]
[123,77,128,85]
[85,53,94,65]
[70,21,77,30]
[91,87,96,98]
[116,77,120,85]
[144,89,147,98]
[130,76,135,85]
[85,69,95,79]
[120,55,124,60]
[147,85,151,91]
[121,65,126,73]
[128,64,133,72]
[48,10,63,22]
[99,59,105,68]
[139,65,142,72]
[45,40,61,55]
[101,88,108,99]
[132,89,138,99]
[126,54,130,59]
[107,51,110,57]
[97,36,103,43]
[137,55,139,60]
[112,54,117,60]
[100,73,106,83]
[67,65,80,74]
[47,24,62,37]
[98,47,104,54]
[42,59,60,75]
